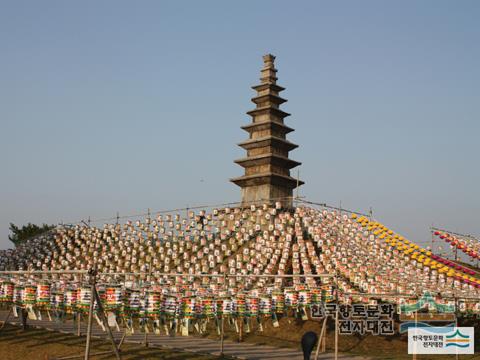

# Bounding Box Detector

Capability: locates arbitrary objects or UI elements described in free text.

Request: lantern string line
[0,270,478,302]
[431,226,479,241]
[57,196,370,227]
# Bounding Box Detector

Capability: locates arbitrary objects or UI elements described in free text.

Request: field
[202,316,480,360]
[0,324,220,360]
[1,316,480,359]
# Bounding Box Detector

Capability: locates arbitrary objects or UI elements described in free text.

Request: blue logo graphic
[446,329,470,348]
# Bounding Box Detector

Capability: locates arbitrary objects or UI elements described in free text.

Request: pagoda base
[240,184,294,208]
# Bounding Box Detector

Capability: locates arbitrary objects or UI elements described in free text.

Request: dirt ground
[200,316,480,360]
[1,318,479,360]
[0,324,221,360]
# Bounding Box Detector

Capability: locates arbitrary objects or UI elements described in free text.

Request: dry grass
[198,316,480,359]
[0,324,221,360]
[1,317,479,359]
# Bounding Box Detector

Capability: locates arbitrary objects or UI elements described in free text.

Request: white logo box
[408,327,474,354]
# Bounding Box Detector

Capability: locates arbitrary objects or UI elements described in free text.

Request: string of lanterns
[1,203,479,322]
[433,230,480,262]
[352,215,480,289]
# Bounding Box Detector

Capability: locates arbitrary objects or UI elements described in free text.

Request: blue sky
[0,1,479,253]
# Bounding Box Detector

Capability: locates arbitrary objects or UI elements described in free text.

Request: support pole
[92,286,121,360]
[220,316,225,356]
[238,317,243,342]
[412,311,417,360]
[21,307,28,330]
[455,307,458,360]
[143,325,148,347]
[0,308,12,333]
[84,272,96,360]
[334,308,338,360]
[77,312,81,336]
[314,316,327,360]
[58,331,127,360]
[322,320,326,352]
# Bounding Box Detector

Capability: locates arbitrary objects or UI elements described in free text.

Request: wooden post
[21,308,28,330]
[220,316,225,356]
[144,325,148,347]
[0,308,12,333]
[92,286,121,360]
[77,312,81,336]
[314,316,327,360]
[84,273,96,360]
[238,317,243,342]
[322,318,327,353]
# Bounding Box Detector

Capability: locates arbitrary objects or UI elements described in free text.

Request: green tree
[8,222,54,247]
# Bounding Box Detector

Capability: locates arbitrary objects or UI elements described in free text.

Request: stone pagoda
[231,54,304,208]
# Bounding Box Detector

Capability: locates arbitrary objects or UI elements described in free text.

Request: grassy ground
[0,324,221,360]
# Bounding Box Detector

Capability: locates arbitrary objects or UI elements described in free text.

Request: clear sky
[0,1,479,252]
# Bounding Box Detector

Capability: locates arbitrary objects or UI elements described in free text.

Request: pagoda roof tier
[251,94,287,106]
[241,120,294,134]
[238,136,298,151]
[230,173,304,188]
[234,153,301,169]
[251,83,285,92]
[246,106,291,119]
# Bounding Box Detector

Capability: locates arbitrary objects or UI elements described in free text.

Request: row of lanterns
[0,280,333,320]
[354,215,480,288]
[433,231,480,261]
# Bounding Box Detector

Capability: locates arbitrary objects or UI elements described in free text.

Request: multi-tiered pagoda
[231,54,304,207]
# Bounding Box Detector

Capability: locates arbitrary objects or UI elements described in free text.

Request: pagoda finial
[263,53,276,64]
[260,53,278,85]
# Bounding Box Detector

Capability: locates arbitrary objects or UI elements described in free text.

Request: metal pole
[334,308,338,360]
[334,271,339,360]
[84,272,96,360]
[92,286,121,360]
[430,226,434,251]
[455,313,459,360]
[412,310,417,360]
[0,270,88,275]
